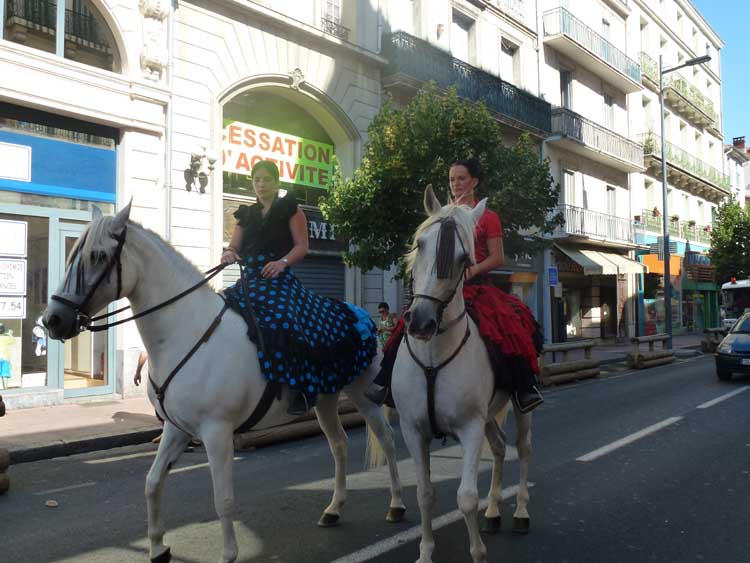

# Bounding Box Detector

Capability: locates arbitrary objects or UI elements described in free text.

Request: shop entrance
[57,223,113,397]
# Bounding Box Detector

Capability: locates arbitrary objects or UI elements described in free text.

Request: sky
[691,0,749,145]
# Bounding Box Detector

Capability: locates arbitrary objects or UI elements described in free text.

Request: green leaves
[709,201,750,283]
[320,85,560,272]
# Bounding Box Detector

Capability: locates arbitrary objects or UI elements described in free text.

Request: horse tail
[365,406,392,469]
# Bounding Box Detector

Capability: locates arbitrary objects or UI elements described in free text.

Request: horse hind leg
[401,424,436,563]
[456,421,488,563]
[145,422,191,562]
[512,410,533,535]
[314,393,348,527]
[482,415,507,535]
[348,389,406,523]
[202,421,239,563]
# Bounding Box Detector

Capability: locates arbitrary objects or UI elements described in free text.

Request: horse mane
[404,204,477,276]
[74,216,205,284]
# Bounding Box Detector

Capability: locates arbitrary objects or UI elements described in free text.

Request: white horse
[42,202,405,563]
[369,186,534,563]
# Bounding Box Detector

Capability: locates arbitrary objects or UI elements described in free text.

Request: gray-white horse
[369,186,533,563]
[42,202,405,563]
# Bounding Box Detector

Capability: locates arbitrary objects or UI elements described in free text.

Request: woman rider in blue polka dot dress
[221,160,377,416]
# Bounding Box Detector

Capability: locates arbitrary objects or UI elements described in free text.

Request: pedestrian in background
[376,302,398,350]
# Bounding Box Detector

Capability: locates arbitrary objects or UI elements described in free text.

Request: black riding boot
[287,391,311,416]
[512,385,544,414]
[365,384,389,406]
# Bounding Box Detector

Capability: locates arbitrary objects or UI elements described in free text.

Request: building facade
[725,136,749,207]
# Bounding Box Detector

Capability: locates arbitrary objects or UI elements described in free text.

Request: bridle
[50,225,225,334]
[406,217,474,440]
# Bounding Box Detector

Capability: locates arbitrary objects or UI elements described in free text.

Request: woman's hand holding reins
[221,248,240,265]
[262,260,287,279]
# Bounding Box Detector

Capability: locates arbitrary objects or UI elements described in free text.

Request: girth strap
[405,319,471,440]
[149,300,229,433]
[234,382,281,434]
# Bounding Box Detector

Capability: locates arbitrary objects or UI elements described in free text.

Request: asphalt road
[1,355,749,563]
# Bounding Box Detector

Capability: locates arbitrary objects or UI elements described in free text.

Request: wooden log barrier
[628,334,674,369]
[539,340,600,386]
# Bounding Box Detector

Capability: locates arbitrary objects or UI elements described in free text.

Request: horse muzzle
[405,308,437,340]
[43,297,89,341]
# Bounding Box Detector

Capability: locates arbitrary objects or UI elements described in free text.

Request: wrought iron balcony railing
[382,31,552,135]
[557,204,637,244]
[543,8,640,83]
[551,107,644,169]
[640,132,730,191]
[638,208,713,245]
[6,0,110,47]
[320,17,350,41]
[639,52,717,127]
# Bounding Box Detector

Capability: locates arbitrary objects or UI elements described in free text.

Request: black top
[234,194,299,258]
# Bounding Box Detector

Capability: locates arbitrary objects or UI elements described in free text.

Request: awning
[555,245,647,276]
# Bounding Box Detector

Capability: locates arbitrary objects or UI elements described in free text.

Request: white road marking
[85,451,157,464]
[170,457,242,474]
[35,481,97,495]
[329,483,532,563]
[576,417,682,462]
[697,387,749,409]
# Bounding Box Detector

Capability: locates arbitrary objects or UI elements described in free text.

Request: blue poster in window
[0,130,116,202]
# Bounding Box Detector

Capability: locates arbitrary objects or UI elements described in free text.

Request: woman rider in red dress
[367,158,543,413]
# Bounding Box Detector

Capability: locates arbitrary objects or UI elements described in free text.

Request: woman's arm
[467,236,504,279]
[261,209,309,278]
[221,225,244,265]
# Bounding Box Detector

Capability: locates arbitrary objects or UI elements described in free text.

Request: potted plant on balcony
[670,214,680,222]
[687,219,696,227]
[703,225,711,233]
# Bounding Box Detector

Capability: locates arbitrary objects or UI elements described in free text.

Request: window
[678,52,685,64]
[645,180,655,209]
[604,94,615,129]
[607,186,616,216]
[499,38,519,84]
[560,70,572,109]
[564,169,576,206]
[677,11,683,36]
[679,121,687,146]
[323,0,342,24]
[602,19,611,41]
[451,12,473,63]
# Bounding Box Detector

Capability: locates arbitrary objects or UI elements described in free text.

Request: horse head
[43,201,133,341]
[405,185,486,340]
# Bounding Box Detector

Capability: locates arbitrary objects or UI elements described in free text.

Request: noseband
[50,227,127,334]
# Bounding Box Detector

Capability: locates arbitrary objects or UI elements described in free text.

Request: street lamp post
[658,53,711,349]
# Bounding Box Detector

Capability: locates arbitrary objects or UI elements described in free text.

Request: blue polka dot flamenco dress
[223,194,377,405]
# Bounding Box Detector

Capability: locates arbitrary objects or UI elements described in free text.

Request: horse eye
[90,250,107,263]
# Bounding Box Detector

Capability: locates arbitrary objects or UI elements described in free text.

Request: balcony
[542,8,641,93]
[320,17,349,41]
[382,31,552,137]
[555,204,638,246]
[637,209,713,246]
[548,108,644,172]
[640,133,730,201]
[639,53,717,130]
[603,0,631,18]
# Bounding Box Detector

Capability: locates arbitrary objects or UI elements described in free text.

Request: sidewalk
[0,334,706,465]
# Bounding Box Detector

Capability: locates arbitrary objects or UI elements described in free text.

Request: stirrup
[513,386,544,414]
[364,385,389,406]
[287,392,310,416]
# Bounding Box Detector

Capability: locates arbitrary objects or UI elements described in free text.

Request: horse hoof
[151,547,171,563]
[318,512,340,527]
[482,516,501,534]
[512,517,530,534]
[386,507,406,523]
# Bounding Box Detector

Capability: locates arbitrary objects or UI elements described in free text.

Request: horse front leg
[348,391,406,522]
[202,421,239,563]
[314,393,348,527]
[456,421,488,563]
[482,416,507,534]
[145,422,191,562]
[401,424,436,563]
[512,411,533,534]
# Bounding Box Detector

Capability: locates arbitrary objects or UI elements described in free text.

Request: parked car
[715,312,750,380]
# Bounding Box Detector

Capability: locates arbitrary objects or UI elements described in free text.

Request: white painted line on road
[696,387,749,409]
[329,483,532,563]
[576,417,682,462]
[85,451,158,464]
[35,481,97,495]
[170,457,242,475]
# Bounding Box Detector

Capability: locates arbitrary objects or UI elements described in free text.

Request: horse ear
[423,184,442,216]
[110,198,132,234]
[91,205,103,222]
[471,198,488,224]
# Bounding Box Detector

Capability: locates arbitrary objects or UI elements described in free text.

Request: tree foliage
[320,86,561,272]
[710,200,750,282]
